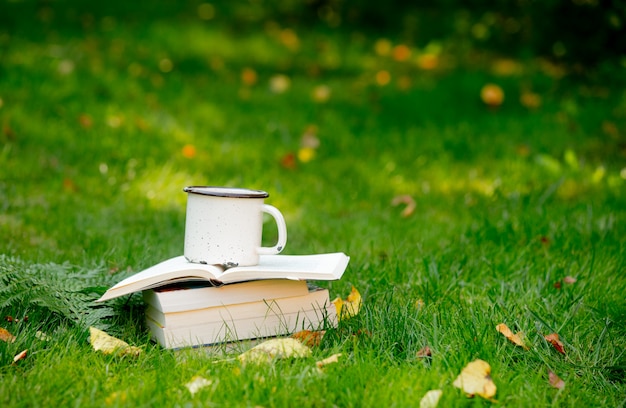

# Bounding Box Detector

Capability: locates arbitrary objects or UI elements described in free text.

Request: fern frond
[0,255,119,329]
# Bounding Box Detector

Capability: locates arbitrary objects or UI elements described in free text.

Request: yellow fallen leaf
[185,376,214,395]
[89,327,142,357]
[316,353,342,369]
[238,338,311,364]
[0,327,16,343]
[312,85,331,103]
[269,74,290,94]
[496,323,530,350]
[297,147,316,163]
[419,389,443,408]
[453,359,497,399]
[480,83,504,107]
[332,286,362,321]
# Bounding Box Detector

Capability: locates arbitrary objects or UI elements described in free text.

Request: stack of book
[98,252,349,349]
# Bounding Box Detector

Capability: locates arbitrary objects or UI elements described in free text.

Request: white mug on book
[183,186,287,267]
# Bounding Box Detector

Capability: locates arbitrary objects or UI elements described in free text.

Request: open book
[97,252,349,302]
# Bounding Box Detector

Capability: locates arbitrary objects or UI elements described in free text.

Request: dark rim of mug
[183,186,269,198]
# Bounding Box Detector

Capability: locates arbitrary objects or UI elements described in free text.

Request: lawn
[1,1,625,407]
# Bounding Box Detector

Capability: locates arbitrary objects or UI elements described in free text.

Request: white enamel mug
[183,186,287,266]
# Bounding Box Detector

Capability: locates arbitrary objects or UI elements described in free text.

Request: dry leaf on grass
[496,323,530,350]
[0,327,16,343]
[316,353,342,370]
[89,327,142,357]
[292,330,325,347]
[453,359,497,399]
[13,349,27,363]
[332,286,362,321]
[391,195,416,217]
[416,346,432,358]
[185,376,214,395]
[544,333,566,355]
[419,389,443,408]
[238,338,311,365]
[563,276,577,284]
[548,370,566,389]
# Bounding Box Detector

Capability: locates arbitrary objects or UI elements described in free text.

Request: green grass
[1,1,625,407]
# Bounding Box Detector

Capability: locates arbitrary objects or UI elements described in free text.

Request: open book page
[219,252,350,283]
[97,252,349,302]
[96,256,225,302]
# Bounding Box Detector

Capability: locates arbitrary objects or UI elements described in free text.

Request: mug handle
[257,204,287,255]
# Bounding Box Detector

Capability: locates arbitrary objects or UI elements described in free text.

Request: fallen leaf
[416,346,432,358]
[78,114,93,128]
[544,333,566,355]
[0,327,16,342]
[496,323,530,350]
[453,359,497,399]
[280,152,297,169]
[480,84,504,107]
[563,276,577,284]
[292,330,325,347]
[241,68,258,86]
[297,147,316,163]
[89,327,142,357]
[279,28,300,51]
[181,144,197,158]
[332,286,362,321]
[374,38,392,56]
[375,70,391,86]
[417,53,439,70]
[520,91,542,109]
[13,349,27,363]
[548,370,565,389]
[392,44,411,62]
[300,125,320,149]
[419,389,443,408]
[391,195,416,217]
[269,74,290,94]
[63,178,78,192]
[185,376,213,395]
[316,353,342,369]
[238,338,311,364]
[312,85,331,103]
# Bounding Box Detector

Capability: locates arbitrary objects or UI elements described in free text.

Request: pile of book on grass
[98,252,349,349]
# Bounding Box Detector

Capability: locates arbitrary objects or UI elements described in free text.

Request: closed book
[146,287,337,349]
[146,305,336,349]
[143,279,309,313]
